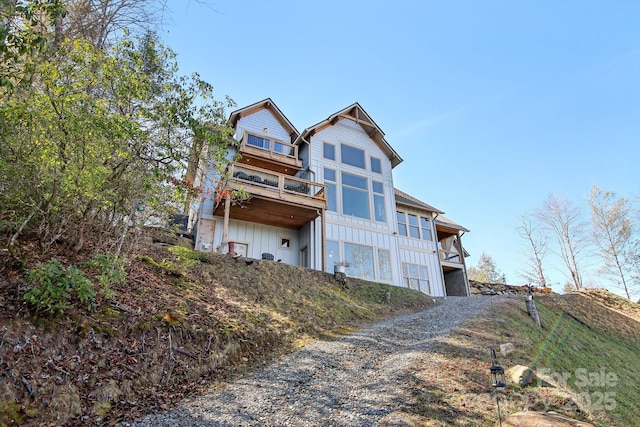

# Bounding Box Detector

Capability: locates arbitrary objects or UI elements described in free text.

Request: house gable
[298,103,403,168]
[229,98,299,144]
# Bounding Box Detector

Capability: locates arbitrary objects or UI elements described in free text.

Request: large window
[324,168,337,212]
[396,211,433,241]
[345,243,374,280]
[372,181,386,222]
[341,144,365,169]
[342,172,369,219]
[402,263,430,293]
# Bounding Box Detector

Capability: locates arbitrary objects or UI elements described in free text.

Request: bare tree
[535,194,589,291]
[588,185,638,300]
[57,0,160,49]
[516,215,549,288]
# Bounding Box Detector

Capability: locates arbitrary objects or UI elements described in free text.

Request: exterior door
[198,219,216,252]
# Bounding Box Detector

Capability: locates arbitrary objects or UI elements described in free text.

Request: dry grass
[394,291,640,426]
[3,237,639,426]
[0,243,435,426]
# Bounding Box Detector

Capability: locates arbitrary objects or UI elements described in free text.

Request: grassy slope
[398,290,640,426]
[3,239,640,427]
[0,244,435,426]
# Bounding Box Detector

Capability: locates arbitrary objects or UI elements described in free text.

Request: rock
[500,342,515,355]
[506,365,537,387]
[502,411,594,426]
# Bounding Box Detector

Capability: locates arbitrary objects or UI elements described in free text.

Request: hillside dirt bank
[125,296,506,426]
[0,242,435,426]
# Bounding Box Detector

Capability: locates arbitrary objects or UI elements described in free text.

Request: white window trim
[280,236,292,250]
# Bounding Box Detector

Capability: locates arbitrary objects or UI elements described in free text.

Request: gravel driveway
[124,296,506,427]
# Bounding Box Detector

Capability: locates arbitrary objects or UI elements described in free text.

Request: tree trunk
[526,295,541,327]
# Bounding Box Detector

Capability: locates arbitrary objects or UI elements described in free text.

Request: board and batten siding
[395,205,446,296]
[309,118,402,286]
[205,217,300,265]
[398,244,446,297]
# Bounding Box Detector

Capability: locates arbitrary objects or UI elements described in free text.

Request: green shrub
[169,246,210,265]
[83,254,126,299]
[23,259,96,314]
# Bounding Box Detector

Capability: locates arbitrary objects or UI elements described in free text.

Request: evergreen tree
[467,252,504,283]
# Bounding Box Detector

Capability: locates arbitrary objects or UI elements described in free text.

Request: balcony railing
[439,249,462,264]
[229,163,326,206]
[239,132,299,164]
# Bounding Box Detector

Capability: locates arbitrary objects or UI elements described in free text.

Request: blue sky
[161,0,640,294]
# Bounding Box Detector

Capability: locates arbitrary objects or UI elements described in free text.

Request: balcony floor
[214,196,321,230]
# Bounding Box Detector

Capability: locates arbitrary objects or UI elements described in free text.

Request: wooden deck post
[220,195,231,253]
[321,209,326,272]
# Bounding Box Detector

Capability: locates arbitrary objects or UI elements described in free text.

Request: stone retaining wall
[469,280,553,296]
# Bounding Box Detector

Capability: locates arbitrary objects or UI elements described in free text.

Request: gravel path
[124,296,507,427]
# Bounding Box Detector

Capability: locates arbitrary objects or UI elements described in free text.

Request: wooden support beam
[321,209,326,272]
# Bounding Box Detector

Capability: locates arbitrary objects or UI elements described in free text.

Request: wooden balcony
[438,249,463,271]
[237,132,302,172]
[213,163,326,229]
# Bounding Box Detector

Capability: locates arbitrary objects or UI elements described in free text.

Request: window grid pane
[378,249,391,281]
[397,211,407,236]
[342,172,367,189]
[324,168,336,182]
[342,187,369,219]
[248,134,269,149]
[374,195,386,222]
[408,214,420,238]
[323,143,335,160]
[420,217,432,241]
[327,183,337,211]
[342,172,370,219]
[326,240,339,273]
[402,262,430,294]
[345,243,374,280]
[371,157,382,174]
[341,144,366,168]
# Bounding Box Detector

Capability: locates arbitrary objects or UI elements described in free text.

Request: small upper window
[371,157,382,174]
[341,144,365,169]
[281,238,290,248]
[323,143,335,160]
[420,217,432,241]
[408,214,420,239]
[397,211,407,236]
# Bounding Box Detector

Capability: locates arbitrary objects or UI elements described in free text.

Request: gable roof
[435,214,470,233]
[228,98,300,143]
[394,188,443,214]
[297,103,403,168]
